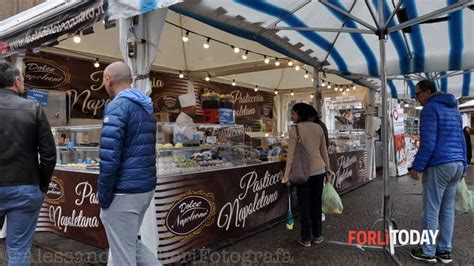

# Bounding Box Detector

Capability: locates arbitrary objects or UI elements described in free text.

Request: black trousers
[296,173,325,241]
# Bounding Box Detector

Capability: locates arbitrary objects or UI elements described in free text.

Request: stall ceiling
[52,10,354,92]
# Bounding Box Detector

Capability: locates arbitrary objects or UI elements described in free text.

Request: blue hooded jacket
[98,88,156,209]
[412,92,467,173]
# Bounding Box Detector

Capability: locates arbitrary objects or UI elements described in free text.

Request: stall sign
[27,89,48,106]
[36,170,107,248]
[329,150,367,193]
[157,162,287,264]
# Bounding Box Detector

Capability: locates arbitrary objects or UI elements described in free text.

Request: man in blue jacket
[98,62,159,265]
[410,80,466,264]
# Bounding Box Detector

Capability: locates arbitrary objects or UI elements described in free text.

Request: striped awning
[165,0,473,96]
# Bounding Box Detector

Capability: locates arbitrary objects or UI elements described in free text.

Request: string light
[334,87,338,91]
[264,56,270,64]
[93,58,100,68]
[73,34,81,44]
[242,50,248,60]
[203,38,210,49]
[290,90,294,96]
[342,91,346,95]
[310,93,314,99]
[182,31,189,42]
[254,85,259,92]
[179,71,184,79]
[167,22,363,95]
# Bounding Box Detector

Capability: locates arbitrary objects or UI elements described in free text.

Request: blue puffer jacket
[412,92,466,173]
[98,88,156,209]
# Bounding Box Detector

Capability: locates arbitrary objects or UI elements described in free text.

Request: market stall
[39,122,287,264]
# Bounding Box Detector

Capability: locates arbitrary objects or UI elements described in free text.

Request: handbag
[289,124,311,184]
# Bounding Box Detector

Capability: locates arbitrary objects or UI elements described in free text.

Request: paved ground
[1,171,473,265]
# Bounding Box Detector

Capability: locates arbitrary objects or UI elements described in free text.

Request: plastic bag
[322,181,343,214]
[455,178,473,214]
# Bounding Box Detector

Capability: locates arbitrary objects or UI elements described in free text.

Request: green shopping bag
[455,178,473,214]
[322,181,343,214]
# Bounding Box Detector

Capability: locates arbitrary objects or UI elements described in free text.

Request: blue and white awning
[164,0,473,96]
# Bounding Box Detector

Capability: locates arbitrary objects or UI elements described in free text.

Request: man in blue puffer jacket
[98,62,159,265]
[410,80,466,264]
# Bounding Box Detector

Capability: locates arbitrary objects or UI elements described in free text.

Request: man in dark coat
[0,61,56,265]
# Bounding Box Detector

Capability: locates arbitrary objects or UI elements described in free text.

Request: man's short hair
[416,79,437,93]
[0,62,20,88]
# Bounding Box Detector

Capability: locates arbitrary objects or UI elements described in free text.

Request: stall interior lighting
[182,31,189,42]
[274,89,278,95]
[254,85,259,92]
[304,71,309,79]
[73,34,81,44]
[294,65,300,71]
[288,61,293,67]
[290,90,294,96]
[310,93,314,99]
[242,51,248,60]
[203,38,210,49]
[179,71,184,79]
[274,59,280,66]
[93,58,100,68]
[264,56,270,64]
[232,79,236,86]
[233,46,240,53]
[205,76,210,82]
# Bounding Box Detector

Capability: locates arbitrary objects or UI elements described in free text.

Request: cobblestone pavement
[1,172,473,265]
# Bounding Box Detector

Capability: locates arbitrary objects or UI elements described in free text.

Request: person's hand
[326,169,335,183]
[410,170,422,181]
[282,176,291,186]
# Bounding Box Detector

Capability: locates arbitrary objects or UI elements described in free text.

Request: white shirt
[174,112,198,141]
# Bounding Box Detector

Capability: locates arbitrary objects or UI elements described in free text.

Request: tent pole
[377,0,401,265]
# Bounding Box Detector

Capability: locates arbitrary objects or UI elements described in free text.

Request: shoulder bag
[289,124,311,184]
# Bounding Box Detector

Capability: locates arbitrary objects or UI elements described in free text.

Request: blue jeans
[421,162,463,256]
[0,185,44,266]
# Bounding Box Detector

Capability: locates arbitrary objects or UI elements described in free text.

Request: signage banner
[36,162,287,263]
[392,104,408,176]
[0,1,104,57]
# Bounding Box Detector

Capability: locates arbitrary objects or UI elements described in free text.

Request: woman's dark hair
[292,103,315,123]
[308,105,320,123]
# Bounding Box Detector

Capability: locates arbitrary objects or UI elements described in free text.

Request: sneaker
[436,251,453,264]
[411,248,437,263]
[297,239,311,248]
[312,236,324,244]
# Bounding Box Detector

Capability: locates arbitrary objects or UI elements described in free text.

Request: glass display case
[156,122,251,176]
[328,129,366,153]
[245,132,287,162]
[51,125,101,172]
